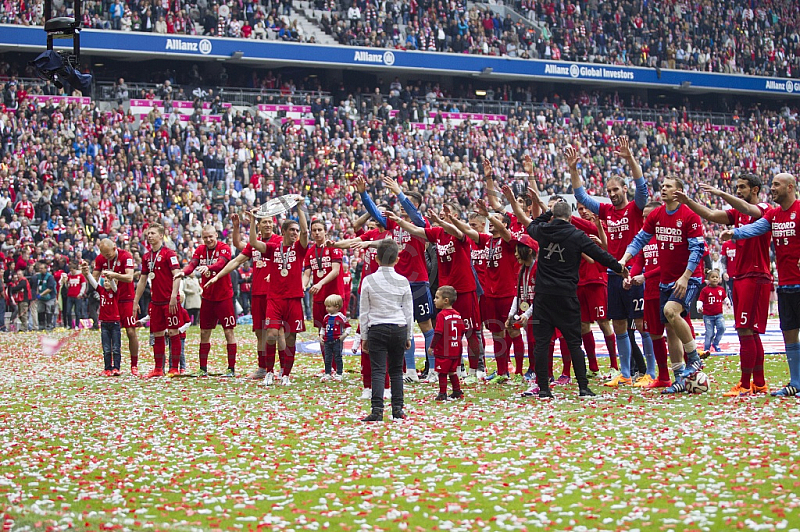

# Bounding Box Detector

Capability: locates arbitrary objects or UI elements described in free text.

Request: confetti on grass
[0,327,799,531]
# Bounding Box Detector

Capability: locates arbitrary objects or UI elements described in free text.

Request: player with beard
[570,138,649,388]
[182,226,237,377]
[211,213,282,382]
[675,174,772,396]
[92,238,138,375]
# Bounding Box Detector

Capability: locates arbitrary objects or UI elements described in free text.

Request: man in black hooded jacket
[527,201,628,398]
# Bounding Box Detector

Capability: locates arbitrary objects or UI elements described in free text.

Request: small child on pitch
[697,269,728,353]
[428,286,466,401]
[320,294,350,381]
[82,261,121,376]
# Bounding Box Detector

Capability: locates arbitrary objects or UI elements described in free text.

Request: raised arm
[231,213,246,251]
[483,158,503,211]
[674,188,733,224]
[501,185,532,227]
[352,211,371,233]
[297,201,309,248]
[615,136,648,209]
[449,212,480,243]
[433,206,464,240]
[248,211,268,253]
[487,214,513,242]
[385,211,427,239]
[728,217,772,241]
[566,145,601,215]
[383,176,426,227]
[700,183,763,220]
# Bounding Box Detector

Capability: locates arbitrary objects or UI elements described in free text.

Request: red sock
[282,345,295,376]
[226,343,237,370]
[257,350,266,370]
[169,335,181,370]
[753,333,766,387]
[739,334,757,389]
[438,372,448,395]
[130,344,138,369]
[199,342,210,369]
[559,337,570,377]
[265,343,276,373]
[605,334,618,370]
[494,335,509,375]
[153,335,165,370]
[512,334,525,374]
[653,336,670,382]
[361,351,371,388]
[450,373,461,394]
[467,333,481,370]
[583,332,599,372]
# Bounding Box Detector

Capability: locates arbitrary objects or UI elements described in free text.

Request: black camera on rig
[29,0,93,95]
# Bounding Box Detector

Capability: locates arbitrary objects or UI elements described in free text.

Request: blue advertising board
[2,24,798,97]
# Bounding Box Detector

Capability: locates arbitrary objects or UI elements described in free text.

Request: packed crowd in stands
[0,64,799,331]
[2,0,800,76]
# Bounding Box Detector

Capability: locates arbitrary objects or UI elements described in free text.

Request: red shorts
[265,298,306,333]
[118,300,137,329]
[149,302,183,333]
[482,295,514,333]
[733,277,770,334]
[251,294,267,331]
[578,283,608,323]
[642,297,664,336]
[435,357,460,374]
[199,298,236,330]
[452,290,481,334]
[313,300,327,329]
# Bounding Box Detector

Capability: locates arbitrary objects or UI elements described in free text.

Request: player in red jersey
[450,203,519,384]
[626,201,672,388]
[82,261,121,376]
[429,285,466,401]
[132,224,184,379]
[303,219,344,376]
[92,239,138,375]
[386,205,485,384]
[571,139,649,387]
[182,226,237,377]
[676,174,772,396]
[247,203,309,386]
[725,173,800,397]
[621,178,706,394]
[508,235,539,396]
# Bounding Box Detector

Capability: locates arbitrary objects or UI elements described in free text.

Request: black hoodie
[527,211,625,297]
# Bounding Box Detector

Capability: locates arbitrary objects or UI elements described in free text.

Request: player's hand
[80,261,90,276]
[231,213,240,227]
[384,210,400,222]
[522,153,533,175]
[382,176,402,195]
[614,136,633,159]
[350,240,372,251]
[519,315,528,327]
[501,184,516,202]
[205,274,219,287]
[699,183,724,197]
[169,296,178,314]
[246,210,256,224]
[427,347,433,357]
[589,235,602,246]
[632,274,645,286]
[622,277,632,290]
[620,267,630,280]
[673,190,690,204]
[405,340,411,350]
[353,176,367,194]
[310,283,322,295]
[482,157,492,177]
[475,199,489,218]
[195,266,209,277]
[324,238,336,248]
[719,230,734,242]
[564,145,579,170]
[673,275,689,299]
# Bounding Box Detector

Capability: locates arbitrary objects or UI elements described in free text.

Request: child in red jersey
[697,270,728,353]
[82,262,120,376]
[319,294,350,381]
[429,286,466,401]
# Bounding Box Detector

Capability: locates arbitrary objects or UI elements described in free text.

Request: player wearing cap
[182,225,237,377]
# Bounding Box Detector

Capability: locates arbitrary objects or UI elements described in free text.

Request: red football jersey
[476,233,519,298]
[187,243,233,301]
[385,218,429,283]
[642,204,704,285]
[97,285,120,322]
[507,212,526,239]
[764,200,800,286]
[241,233,282,296]
[94,249,135,301]
[571,216,607,286]
[303,243,344,303]
[356,227,390,292]
[721,240,737,278]
[66,273,85,298]
[726,205,772,280]
[425,227,476,293]
[699,285,726,315]
[641,235,660,300]
[433,308,465,359]
[265,239,308,299]
[142,246,181,304]
[599,201,644,260]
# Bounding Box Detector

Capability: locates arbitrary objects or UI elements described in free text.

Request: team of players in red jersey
[87,138,800,398]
